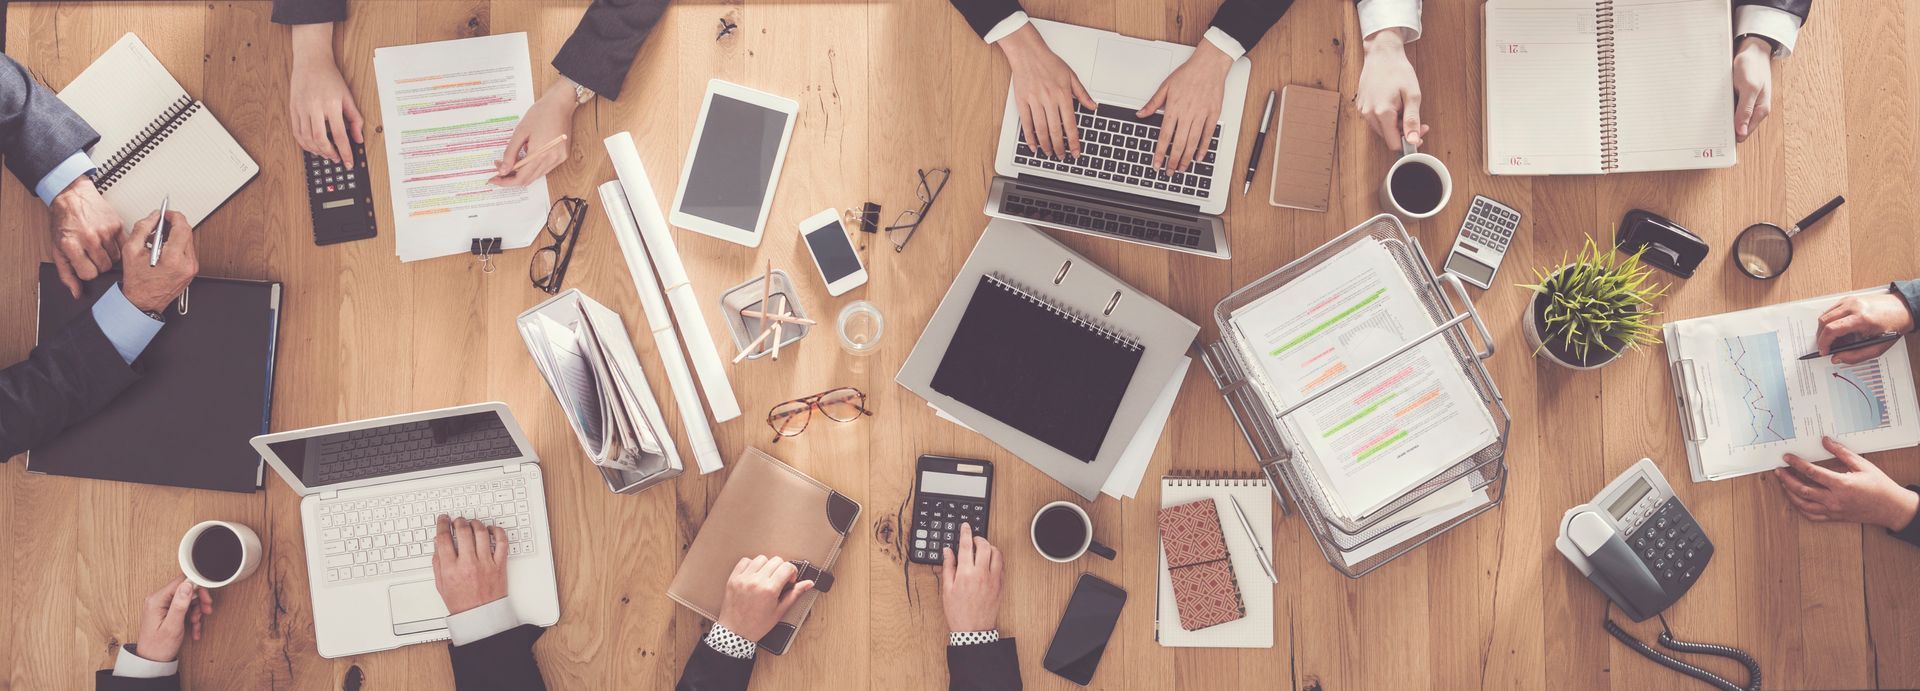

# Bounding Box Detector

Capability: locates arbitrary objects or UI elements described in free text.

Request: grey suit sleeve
[1891,281,1920,329]
[0,311,138,460]
[271,0,348,25]
[0,52,99,194]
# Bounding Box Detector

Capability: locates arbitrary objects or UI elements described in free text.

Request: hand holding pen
[1811,291,1915,364]
[121,209,198,316]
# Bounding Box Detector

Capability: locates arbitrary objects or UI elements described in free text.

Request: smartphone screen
[1043,574,1127,686]
[805,219,861,283]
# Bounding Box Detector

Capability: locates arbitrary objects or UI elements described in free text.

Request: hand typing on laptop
[996,24,1097,162]
[1138,40,1231,174]
[432,515,510,616]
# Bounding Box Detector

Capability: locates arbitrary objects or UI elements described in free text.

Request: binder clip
[844,202,881,234]
[471,237,502,274]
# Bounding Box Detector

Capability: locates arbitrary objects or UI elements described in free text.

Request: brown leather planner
[1267,85,1341,212]
[1157,498,1246,631]
[668,447,861,654]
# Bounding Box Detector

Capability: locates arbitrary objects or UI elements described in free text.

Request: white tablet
[669,80,798,247]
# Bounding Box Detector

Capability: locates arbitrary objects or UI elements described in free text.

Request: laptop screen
[268,410,520,488]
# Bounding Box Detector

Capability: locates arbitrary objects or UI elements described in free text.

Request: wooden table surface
[4,1,1919,689]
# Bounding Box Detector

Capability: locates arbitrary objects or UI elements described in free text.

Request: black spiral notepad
[931,274,1142,462]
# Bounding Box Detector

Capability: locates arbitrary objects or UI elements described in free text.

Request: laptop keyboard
[314,474,535,584]
[1014,103,1219,200]
[1000,192,1207,249]
[313,420,517,485]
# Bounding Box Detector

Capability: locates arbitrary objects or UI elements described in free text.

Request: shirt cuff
[1356,0,1423,43]
[983,12,1030,44]
[949,630,1001,646]
[704,624,758,660]
[446,598,521,647]
[92,283,164,364]
[35,151,97,205]
[1734,5,1803,58]
[1202,27,1247,61]
[112,645,178,678]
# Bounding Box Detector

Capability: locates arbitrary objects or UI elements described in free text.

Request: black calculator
[909,455,994,565]
[304,142,377,246]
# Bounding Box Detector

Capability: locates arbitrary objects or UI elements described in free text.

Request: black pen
[1799,332,1903,360]
[1242,90,1276,195]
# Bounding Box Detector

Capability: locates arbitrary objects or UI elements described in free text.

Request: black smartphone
[1043,573,1127,686]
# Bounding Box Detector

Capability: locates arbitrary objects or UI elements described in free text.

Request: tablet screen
[680,94,789,233]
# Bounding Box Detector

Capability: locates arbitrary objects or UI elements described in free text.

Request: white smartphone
[798,208,868,296]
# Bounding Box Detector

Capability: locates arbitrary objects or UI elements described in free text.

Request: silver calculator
[1444,195,1522,289]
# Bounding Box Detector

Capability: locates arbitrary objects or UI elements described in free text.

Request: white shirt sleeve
[1201,27,1248,61]
[983,12,1031,44]
[1734,4,1804,58]
[111,646,178,679]
[1356,0,1424,43]
[446,598,522,647]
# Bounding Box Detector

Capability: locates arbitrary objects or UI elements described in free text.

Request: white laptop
[252,402,561,659]
[985,18,1252,259]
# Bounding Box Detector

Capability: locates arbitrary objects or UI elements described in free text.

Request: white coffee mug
[1030,501,1116,563]
[178,520,262,588]
[1379,140,1453,220]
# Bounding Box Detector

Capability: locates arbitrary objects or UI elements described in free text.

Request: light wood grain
[4,0,1919,688]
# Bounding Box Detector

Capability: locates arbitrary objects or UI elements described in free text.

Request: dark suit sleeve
[947,0,1025,39]
[674,639,755,691]
[271,0,348,25]
[549,0,671,101]
[449,624,547,691]
[947,639,1022,691]
[1206,0,1297,54]
[93,670,179,691]
[1734,0,1810,21]
[0,312,138,460]
[1892,485,1920,549]
[0,52,100,196]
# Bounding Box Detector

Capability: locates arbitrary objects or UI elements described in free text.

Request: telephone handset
[1556,459,1761,691]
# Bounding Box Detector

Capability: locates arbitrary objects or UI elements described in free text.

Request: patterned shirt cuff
[705,623,757,660]
[984,12,1031,44]
[112,645,178,678]
[35,151,96,205]
[949,630,1001,647]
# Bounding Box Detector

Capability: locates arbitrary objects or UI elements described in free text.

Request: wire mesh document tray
[1197,214,1511,578]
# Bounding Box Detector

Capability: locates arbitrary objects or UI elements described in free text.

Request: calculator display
[1609,478,1652,520]
[323,198,357,209]
[921,471,988,498]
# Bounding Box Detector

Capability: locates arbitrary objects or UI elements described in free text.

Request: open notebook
[1484,0,1735,175]
[56,33,258,226]
[1156,474,1274,648]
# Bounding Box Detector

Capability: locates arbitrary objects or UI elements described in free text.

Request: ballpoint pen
[1229,495,1279,584]
[1799,331,1903,360]
[1242,90,1277,195]
[148,195,170,267]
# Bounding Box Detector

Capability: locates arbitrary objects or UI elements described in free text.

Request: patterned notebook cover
[1157,499,1246,630]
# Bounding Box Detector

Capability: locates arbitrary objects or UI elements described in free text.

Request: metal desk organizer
[1198,214,1512,578]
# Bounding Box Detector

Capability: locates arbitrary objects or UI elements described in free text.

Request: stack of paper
[520,292,678,476]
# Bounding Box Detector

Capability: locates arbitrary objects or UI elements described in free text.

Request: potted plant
[1519,237,1667,370]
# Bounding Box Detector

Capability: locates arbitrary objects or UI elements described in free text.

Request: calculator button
[914,539,926,549]
[915,529,927,539]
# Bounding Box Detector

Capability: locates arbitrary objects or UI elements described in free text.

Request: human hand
[1355,28,1427,150]
[1141,41,1232,173]
[288,23,364,169]
[939,522,1003,633]
[1733,36,1774,143]
[488,80,577,187]
[715,555,814,643]
[996,24,1096,161]
[119,211,197,314]
[131,575,214,663]
[1776,437,1920,532]
[1815,292,1914,364]
[47,175,124,298]
[431,515,509,615]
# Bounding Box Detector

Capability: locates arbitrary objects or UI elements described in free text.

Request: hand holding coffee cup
[1031,501,1116,562]
[178,520,262,589]
[1380,138,1452,220]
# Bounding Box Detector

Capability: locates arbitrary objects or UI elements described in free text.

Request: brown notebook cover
[667,447,861,654]
[1267,84,1340,212]
[1157,498,1246,630]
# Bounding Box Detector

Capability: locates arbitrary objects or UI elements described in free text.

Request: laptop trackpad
[1091,38,1176,104]
[389,580,450,636]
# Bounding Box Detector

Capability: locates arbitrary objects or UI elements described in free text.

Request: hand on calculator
[939,523,1004,633]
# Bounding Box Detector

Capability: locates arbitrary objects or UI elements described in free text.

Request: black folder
[31,264,280,492]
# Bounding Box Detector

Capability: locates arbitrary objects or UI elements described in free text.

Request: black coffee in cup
[191,524,243,583]
[1034,505,1089,559]
[1390,161,1444,215]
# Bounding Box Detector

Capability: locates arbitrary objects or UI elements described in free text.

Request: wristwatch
[1737,33,1783,58]
[571,79,596,105]
[140,307,166,323]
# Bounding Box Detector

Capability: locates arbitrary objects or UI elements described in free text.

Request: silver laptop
[985,18,1252,259]
[252,402,560,659]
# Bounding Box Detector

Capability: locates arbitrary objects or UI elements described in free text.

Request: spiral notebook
[930,273,1144,462]
[1156,473,1274,648]
[1483,0,1734,175]
[56,33,259,227]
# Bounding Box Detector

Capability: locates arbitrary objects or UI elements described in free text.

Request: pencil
[733,327,774,364]
[740,310,816,326]
[509,134,570,172]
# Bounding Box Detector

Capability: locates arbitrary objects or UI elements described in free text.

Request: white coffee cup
[1379,140,1453,220]
[1030,501,1116,563]
[178,520,262,588]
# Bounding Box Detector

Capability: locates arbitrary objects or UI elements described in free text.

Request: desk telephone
[1556,458,1760,691]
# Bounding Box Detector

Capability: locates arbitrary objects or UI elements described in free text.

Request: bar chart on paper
[1718,333,1796,447]
[1829,359,1892,433]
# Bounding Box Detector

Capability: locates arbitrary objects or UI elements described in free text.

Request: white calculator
[1443,195,1522,290]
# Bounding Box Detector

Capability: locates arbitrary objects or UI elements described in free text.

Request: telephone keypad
[1627,497,1713,592]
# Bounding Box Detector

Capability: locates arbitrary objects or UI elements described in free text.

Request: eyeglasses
[884,168,949,252]
[530,197,588,294]
[767,387,871,443]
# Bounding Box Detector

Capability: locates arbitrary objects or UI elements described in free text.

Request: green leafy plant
[1519,236,1667,363]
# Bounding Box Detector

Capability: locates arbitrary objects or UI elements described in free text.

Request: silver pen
[1229,495,1279,583]
[1242,90,1277,195]
[148,195,170,267]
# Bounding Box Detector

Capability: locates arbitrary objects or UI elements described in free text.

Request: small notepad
[1159,499,1246,630]
[1268,85,1339,212]
[1157,474,1274,648]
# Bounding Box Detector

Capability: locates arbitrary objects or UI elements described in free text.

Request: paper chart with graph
[1673,292,1920,480]
[1229,239,1497,519]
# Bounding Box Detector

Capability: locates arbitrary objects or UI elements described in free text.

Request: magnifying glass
[1733,195,1846,279]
